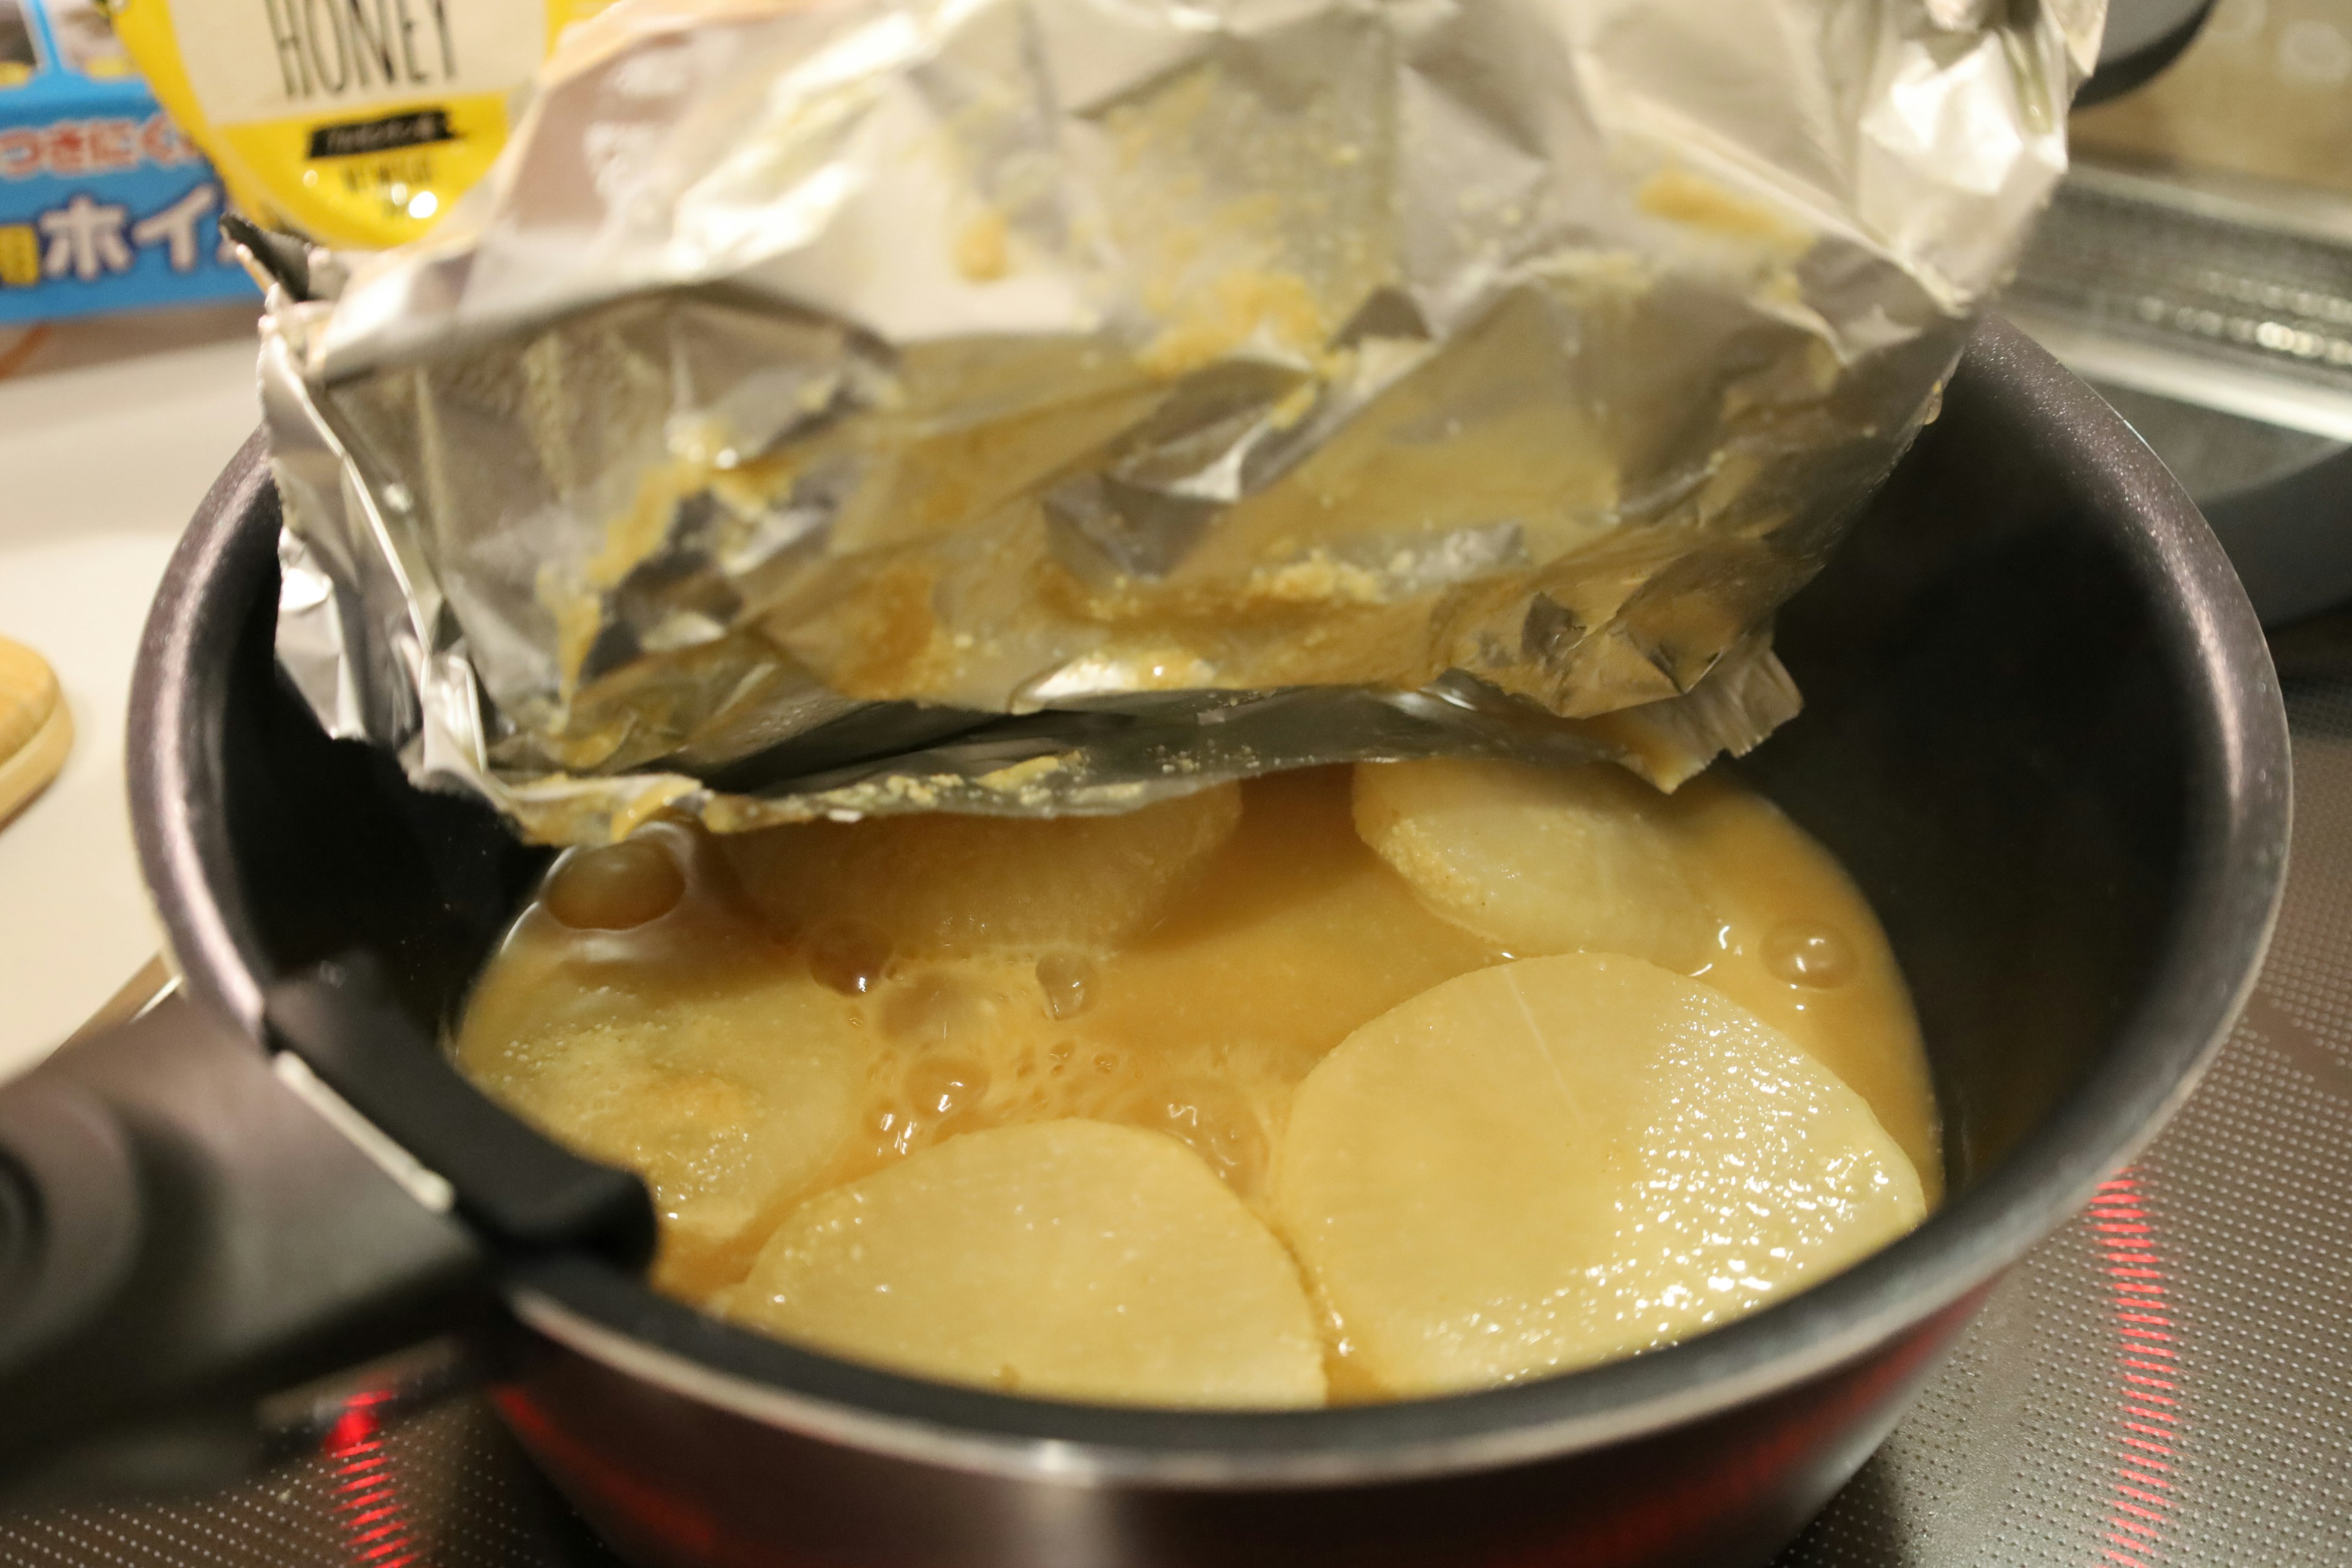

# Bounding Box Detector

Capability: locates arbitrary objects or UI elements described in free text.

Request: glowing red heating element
[323,1388,422,1568]
[2089,1172,2179,1568]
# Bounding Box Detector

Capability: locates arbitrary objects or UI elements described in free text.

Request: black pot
[0,318,2290,1567]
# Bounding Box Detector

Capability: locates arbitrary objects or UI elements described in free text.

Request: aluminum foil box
[0,0,255,323]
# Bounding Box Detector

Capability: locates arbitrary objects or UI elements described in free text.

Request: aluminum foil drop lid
[258,0,2103,845]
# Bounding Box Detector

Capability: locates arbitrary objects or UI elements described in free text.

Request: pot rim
[129,316,2291,1489]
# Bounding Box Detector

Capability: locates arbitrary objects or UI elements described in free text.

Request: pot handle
[0,990,489,1504]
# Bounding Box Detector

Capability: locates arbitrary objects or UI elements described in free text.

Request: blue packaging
[0,0,254,322]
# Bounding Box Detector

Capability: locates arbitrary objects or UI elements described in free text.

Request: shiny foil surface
[262,0,2099,842]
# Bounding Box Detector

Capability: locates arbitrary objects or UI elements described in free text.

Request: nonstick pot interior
[123,318,2289,1563]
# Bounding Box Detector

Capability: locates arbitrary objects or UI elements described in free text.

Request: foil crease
[259,0,2098,843]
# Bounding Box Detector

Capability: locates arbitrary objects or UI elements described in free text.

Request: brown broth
[450,763,1939,1401]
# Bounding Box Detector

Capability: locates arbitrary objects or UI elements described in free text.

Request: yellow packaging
[106,0,611,249]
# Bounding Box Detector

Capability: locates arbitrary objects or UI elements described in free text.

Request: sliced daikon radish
[454,964,867,1289]
[731,1119,1327,1406]
[1273,952,1925,1396]
[1351,758,1713,970]
[723,783,1242,954]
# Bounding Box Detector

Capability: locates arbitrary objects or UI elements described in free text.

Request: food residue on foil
[265,0,2093,843]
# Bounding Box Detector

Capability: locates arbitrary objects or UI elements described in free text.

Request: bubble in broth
[1763,921,1857,988]
[545,841,686,930]
[808,921,892,997]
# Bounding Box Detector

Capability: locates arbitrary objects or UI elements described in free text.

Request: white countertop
[0,302,265,1078]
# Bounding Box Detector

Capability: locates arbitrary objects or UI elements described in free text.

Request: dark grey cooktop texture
[5,662,2350,1568]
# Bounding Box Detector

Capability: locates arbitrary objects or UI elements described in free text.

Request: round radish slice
[1352,758,1713,970]
[732,1119,1325,1407]
[1273,952,1925,1396]
[724,783,1242,955]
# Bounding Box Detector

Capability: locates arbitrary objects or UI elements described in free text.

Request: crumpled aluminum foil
[261,0,2100,845]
